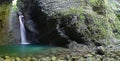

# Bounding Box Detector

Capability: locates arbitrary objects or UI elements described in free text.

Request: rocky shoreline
[0,52,120,61]
[0,47,120,61]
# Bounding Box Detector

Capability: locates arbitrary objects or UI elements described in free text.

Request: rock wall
[1,0,120,47]
[0,1,17,45]
[16,0,120,47]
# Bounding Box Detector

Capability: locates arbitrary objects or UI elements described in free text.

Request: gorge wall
[17,0,120,47]
[1,0,120,48]
[0,0,17,45]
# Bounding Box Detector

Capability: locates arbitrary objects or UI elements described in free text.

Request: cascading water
[19,14,29,44]
[12,0,29,44]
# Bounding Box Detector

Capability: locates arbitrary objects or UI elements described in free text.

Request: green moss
[0,4,10,30]
[0,3,13,45]
[61,7,83,15]
[50,0,120,45]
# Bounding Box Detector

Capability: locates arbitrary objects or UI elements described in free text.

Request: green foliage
[0,4,10,30]
[0,3,12,45]
[90,0,97,5]
[116,12,120,20]
[90,0,107,15]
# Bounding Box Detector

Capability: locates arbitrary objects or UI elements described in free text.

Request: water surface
[0,44,53,56]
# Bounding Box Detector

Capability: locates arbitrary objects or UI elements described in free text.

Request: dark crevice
[28,1,69,47]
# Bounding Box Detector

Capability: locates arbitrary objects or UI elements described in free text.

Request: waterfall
[11,0,29,44]
[19,14,29,44]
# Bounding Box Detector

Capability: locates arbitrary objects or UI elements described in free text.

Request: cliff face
[0,1,17,45]
[1,0,120,47]
[16,0,120,47]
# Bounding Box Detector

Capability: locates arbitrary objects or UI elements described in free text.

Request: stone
[96,58,101,61]
[31,57,37,61]
[45,57,51,61]
[0,57,4,61]
[95,55,102,59]
[51,56,57,61]
[103,58,116,61]
[11,59,15,61]
[78,57,85,61]
[85,54,93,57]
[5,59,11,61]
[86,57,95,61]
[96,46,105,55]
[41,57,48,61]
[15,57,21,61]
[4,56,11,61]
[5,56,10,59]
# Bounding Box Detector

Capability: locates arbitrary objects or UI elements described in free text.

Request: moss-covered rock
[16,0,120,47]
[0,2,16,45]
[49,0,120,46]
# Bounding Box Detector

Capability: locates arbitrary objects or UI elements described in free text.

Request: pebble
[0,52,119,61]
[5,59,11,61]
[11,58,15,61]
[0,57,4,60]
[4,56,11,61]
[86,57,95,61]
[15,57,21,61]
[44,57,51,61]
[41,57,47,61]
[51,56,57,61]
[31,57,37,61]
[5,56,10,59]
[26,57,32,61]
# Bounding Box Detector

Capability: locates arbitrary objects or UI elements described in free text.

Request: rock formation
[1,0,120,48]
[16,0,120,47]
[0,1,16,45]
